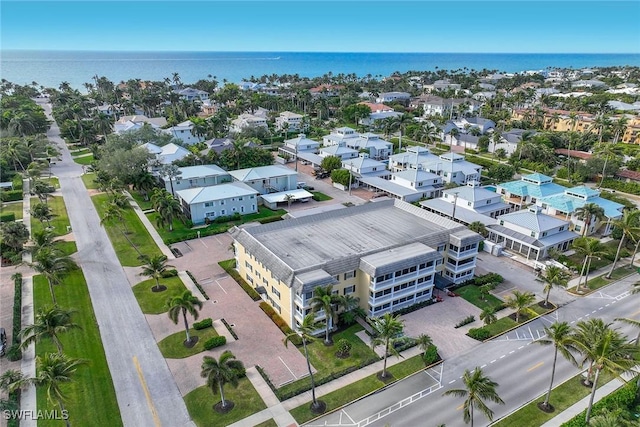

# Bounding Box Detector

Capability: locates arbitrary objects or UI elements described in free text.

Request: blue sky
[1,1,639,53]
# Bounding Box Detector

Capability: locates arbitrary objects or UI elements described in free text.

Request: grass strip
[455,284,504,310]
[30,196,71,237]
[184,378,266,427]
[1,201,23,220]
[91,193,162,266]
[132,276,188,314]
[32,272,122,427]
[157,327,220,359]
[80,173,99,190]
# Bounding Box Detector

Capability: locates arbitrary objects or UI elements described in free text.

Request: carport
[260,189,314,209]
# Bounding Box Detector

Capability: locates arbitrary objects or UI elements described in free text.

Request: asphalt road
[41,101,194,427]
[308,275,639,427]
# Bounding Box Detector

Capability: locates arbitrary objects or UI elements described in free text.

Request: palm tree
[416,333,434,358]
[571,318,610,386]
[370,312,405,379]
[540,266,569,306]
[29,229,56,256]
[20,306,80,353]
[614,317,640,345]
[159,164,182,196]
[283,314,325,413]
[0,369,25,395]
[505,290,535,323]
[394,114,413,151]
[29,247,79,305]
[310,285,340,345]
[468,221,488,238]
[605,209,640,279]
[200,351,245,412]
[167,290,203,345]
[480,307,497,326]
[571,237,609,290]
[139,254,173,292]
[101,202,129,234]
[594,142,620,187]
[29,353,86,427]
[152,190,183,231]
[534,322,578,411]
[131,171,157,201]
[571,324,637,424]
[283,193,295,209]
[574,203,606,237]
[442,367,505,427]
[31,202,53,227]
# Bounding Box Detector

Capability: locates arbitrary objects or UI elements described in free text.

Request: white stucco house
[142,142,191,167]
[163,120,205,145]
[160,164,231,193]
[275,111,307,132]
[176,182,259,225]
[228,164,298,194]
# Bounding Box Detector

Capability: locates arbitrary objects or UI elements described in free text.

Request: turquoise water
[485,186,497,192]
[2,50,639,90]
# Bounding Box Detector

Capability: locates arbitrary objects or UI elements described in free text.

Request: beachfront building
[176,182,259,225]
[163,120,205,145]
[486,206,579,260]
[421,182,511,225]
[228,164,298,195]
[537,186,624,236]
[496,173,566,211]
[230,199,483,329]
[160,165,231,193]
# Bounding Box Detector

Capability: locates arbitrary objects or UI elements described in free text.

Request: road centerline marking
[527,361,544,372]
[133,356,162,427]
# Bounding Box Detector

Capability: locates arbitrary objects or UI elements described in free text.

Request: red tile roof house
[554,149,593,163]
[616,169,640,182]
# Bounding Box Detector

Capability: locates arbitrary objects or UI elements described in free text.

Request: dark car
[0,327,7,357]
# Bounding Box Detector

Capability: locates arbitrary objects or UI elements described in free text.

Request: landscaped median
[468,303,554,341]
[569,264,637,295]
[30,195,71,236]
[132,276,187,314]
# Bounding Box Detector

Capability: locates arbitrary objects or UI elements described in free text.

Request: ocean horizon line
[2,49,639,56]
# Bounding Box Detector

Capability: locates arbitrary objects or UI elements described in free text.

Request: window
[238,197,243,201]
[542,231,547,237]
[499,220,504,225]
[176,181,181,185]
[204,202,213,207]
[437,244,446,252]
[221,209,226,215]
[559,226,565,231]
[531,231,536,237]
[486,200,491,204]
[271,286,281,299]
[344,271,356,280]
[467,201,472,206]
[344,285,355,295]
[245,261,253,272]
[220,200,225,205]
[250,195,255,199]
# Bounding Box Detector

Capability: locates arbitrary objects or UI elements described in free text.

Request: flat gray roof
[232,199,478,288]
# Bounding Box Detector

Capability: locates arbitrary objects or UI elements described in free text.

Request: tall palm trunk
[470,404,474,427]
[382,338,389,377]
[182,308,191,342]
[585,368,601,424]
[598,156,609,188]
[154,277,160,291]
[544,287,551,306]
[543,347,558,407]
[578,256,589,289]
[219,382,227,408]
[606,236,625,279]
[584,257,594,290]
[630,239,640,267]
[48,279,58,306]
[302,339,318,407]
[58,400,70,427]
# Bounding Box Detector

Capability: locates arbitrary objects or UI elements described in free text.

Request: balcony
[445,261,476,274]
[447,248,478,260]
[369,282,434,307]
[370,266,435,289]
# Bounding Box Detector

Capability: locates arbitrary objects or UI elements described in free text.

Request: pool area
[484,185,497,192]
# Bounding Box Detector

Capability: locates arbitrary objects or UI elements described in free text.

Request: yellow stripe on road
[133,356,162,427]
[527,362,544,372]
[457,404,464,411]
[631,309,640,317]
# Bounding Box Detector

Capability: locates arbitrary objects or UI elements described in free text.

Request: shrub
[221,318,238,340]
[193,318,213,330]
[601,178,640,195]
[455,315,475,328]
[475,273,504,286]
[186,270,209,300]
[161,268,178,278]
[0,190,23,202]
[257,216,283,224]
[336,339,352,357]
[393,298,435,316]
[218,259,261,301]
[12,273,22,358]
[422,344,439,365]
[0,213,16,223]
[6,344,22,361]
[203,336,226,350]
[468,327,491,341]
[560,380,638,427]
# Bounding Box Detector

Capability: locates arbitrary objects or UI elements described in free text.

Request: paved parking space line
[279,356,297,380]
[449,379,456,384]
[215,279,227,294]
[199,239,208,248]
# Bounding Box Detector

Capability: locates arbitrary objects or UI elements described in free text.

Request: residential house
[537,186,624,236]
[275,111,307,132]
[163,120,205,145]
[319,144,359,161]
[496,173,566,210]
[176,182,258,225]
[230,199,483,329]
[487,206,579,260]
[160,165,231,193]
[358,168,442,202]
[357,102,402,126]
[142,142,190,167]
[322,126,360,146]
[489,129,533,155]
[345,133,393,160]
[309,84,344,97]
[114,115,167,134]
[421,182,511,225]
[342,156,389,179]
[376,92,411,104]
[174,87,209,102]
[230,113,269,133]
[228,164,298,195]
[201,137,235,155]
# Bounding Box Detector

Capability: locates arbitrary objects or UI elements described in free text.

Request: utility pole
[451,191,459,222]
[348,161,353,196]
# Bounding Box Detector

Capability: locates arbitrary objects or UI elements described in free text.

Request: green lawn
[80,173,99,190]
[73,154,94,165]
[471,303,554,340]
[54,240,77,256]
[290,354,426,424]
[455,285,504,310]
[147,206,286,245]
[158,327,220,358]
[1,201,23,219]
[30,196,71,237]
[311,191,333,201]
[184,379,267,427]
[132,277,188,314]
[277,324,379,398]
[493,371,615,427]
[32,272,122,427]
[92,193,162,266]
[70,148,91,157]
[41,177,60,189]
[581,264,637,293]
[130,190,154,211]
[254,419,277,427]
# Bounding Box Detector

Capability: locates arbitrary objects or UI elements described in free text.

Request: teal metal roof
[498,179,565,199]
[539,192,624,219]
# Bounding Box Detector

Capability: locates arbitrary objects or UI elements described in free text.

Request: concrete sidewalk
[124,190,175,260]
[567,256,638,291]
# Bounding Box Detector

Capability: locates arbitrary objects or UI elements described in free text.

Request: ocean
[2,50,640,91]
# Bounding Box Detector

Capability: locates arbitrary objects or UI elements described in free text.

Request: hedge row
[257,216,284,224]
[218,259,261,301]
[393,298,435,316]
[221,318,239,340]
[0,190,23,202]
[8,273,23,361]
[422,345,439,365]
[186,270,209,300]
[258,301,302,346]
[455,315,475,328]
[203,336,226,350]
[560,380,638,427]
[601,178,640,195]
[0,213,16,222]
[193,318,212,330]
[467,327,491,341]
